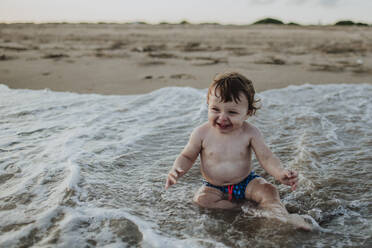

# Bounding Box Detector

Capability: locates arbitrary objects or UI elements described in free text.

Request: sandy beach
[0,23,371,94]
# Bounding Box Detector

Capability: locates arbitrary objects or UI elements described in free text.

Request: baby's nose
[218,113,228,121]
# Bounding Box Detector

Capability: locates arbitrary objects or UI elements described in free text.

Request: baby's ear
[247,109,253,116]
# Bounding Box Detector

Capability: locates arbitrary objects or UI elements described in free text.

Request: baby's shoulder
[191,122,210,139]
[193,122,211,136]
[242,122,262,137]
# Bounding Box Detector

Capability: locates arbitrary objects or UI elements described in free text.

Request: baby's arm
[165,126,203,190]
[250,126,298,190]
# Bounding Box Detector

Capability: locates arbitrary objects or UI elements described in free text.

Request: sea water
[0,83,371,247]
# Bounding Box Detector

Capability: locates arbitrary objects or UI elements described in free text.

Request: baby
[165,72,311,230]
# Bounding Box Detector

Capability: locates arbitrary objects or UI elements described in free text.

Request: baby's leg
[245,178,286,214]
[245,178,312,231]
[193,185,240,209]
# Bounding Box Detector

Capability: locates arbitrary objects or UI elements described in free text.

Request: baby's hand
[165,168,184,190]
[278,170,298,191]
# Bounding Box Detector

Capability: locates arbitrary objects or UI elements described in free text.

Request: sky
[0,0,371,25]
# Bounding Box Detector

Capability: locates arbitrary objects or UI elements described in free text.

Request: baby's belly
[201,162,252,186]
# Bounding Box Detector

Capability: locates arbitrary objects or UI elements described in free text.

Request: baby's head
[207,72,260,116]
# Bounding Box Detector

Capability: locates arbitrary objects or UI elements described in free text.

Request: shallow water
[0,83,371,247]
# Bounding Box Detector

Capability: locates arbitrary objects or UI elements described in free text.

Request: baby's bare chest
[202,137,251,160]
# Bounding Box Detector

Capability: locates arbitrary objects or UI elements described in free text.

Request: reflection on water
[0,84,371,247]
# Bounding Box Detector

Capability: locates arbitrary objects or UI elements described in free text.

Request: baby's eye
[229,111,238,114]
[211,107,219,112]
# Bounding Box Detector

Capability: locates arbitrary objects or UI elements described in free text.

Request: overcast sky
[1,0,371,25]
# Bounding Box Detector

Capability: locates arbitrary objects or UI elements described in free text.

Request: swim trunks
[203,171,260,200]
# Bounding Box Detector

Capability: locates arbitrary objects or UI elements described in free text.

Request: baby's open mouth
[217,122,231,129]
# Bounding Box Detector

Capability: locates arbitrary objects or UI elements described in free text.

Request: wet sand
[0,23,371,94]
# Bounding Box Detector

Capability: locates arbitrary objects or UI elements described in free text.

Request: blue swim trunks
[203,171,260,200]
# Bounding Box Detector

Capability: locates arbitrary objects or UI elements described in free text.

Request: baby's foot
[286,213,313,231]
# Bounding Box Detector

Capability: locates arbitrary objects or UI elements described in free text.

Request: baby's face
[207,90,250,134]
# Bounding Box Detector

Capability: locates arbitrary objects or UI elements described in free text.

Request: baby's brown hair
[207,72,260,115]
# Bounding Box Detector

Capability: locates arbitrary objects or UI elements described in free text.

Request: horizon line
[0,18,371,27]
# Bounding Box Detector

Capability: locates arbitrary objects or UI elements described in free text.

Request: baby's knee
[193,187,223,208]
[259,183,280,203]
[193,192,210,208]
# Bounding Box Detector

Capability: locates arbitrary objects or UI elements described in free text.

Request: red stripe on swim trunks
[228,185,234,201]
